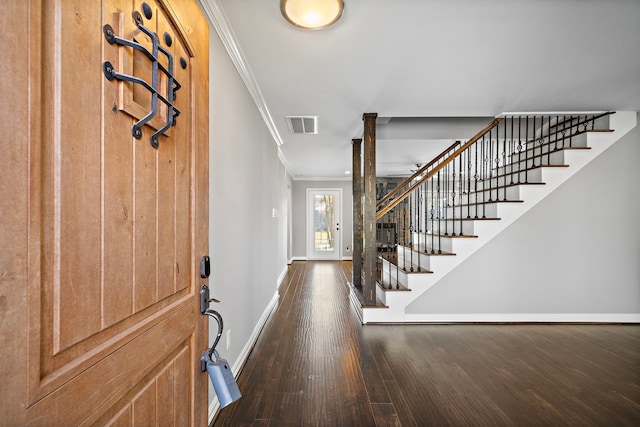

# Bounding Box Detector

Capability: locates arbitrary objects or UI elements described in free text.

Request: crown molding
[198,0,284,147]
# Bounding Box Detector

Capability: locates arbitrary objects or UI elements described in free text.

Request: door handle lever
[200,284,219,314]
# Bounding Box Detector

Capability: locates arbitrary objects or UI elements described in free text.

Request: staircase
[351,111,637,324]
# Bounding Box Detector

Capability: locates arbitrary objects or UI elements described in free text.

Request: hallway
[213,261,640,426]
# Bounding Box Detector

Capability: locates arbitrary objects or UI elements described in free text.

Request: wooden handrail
[376,118,503,220]
[376,140,462,210]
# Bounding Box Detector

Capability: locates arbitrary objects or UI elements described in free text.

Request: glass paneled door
[307,189,342,260]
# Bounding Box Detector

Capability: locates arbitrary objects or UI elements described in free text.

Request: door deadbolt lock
[200,255,210,278]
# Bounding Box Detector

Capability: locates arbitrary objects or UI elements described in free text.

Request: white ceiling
[203,0,640,179]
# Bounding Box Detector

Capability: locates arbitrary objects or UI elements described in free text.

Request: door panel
[307,189,342,260]
[0,0,209,425]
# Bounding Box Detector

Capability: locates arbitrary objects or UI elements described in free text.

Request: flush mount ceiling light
[281,0,344,30]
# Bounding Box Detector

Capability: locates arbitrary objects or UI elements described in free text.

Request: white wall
[407,114,640,317]
[209,26,290,371]
[292,180,353,260]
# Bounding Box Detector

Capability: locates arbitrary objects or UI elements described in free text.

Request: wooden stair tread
[511,163,569,169]
[515,146,590,157]
[414,248,456,256]
[468,181,546,193]
[453,199,523,207]
[432,217,501,222]
[378,256,433,274]
[401,245,457,256]
[417,232,478,239]
[377,281,411,292]
[513,127,611,157]
[488,163,567,182]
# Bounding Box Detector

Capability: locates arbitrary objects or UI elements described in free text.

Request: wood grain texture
[0,1,31,422]
[214,261,640,426]
[2,1,209,425]
[363,113,378,305]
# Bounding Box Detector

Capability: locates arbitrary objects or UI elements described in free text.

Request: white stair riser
[501,150,565,174]
[379,258,428,287]
[512,132,589,157]
[476,168,544,188]
[427,220,477,236]
[399,248,463,271]
[411,233,455,253]
[396,246,432,270]
[444,202,500,218]
[470,185,521,201]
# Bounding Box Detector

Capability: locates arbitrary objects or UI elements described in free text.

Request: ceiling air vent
[286,115,318,135]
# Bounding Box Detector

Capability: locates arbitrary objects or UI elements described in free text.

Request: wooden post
[351,138,363,288]
[362,113,377,305]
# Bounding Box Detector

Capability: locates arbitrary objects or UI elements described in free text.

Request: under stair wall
[405,112,640,322]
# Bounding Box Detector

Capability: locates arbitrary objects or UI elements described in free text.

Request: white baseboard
[276,265,288,289]
[231,291,279,374]
[291,256,307,261]
[403,313,640,323]
[207,389,220,423]
[341,256,353,261]
[208,290,280,424]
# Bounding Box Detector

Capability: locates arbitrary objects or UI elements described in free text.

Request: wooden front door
[1,1,209,425]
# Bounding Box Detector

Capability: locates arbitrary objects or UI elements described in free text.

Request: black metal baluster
[493,128,499,203]
[442,164,447,237]
[466,147,472,219]
[395,205,400,289]
[568,115,574,148]
[451,157,457,236]
[474,140,479,218]
[549,115,554,165]
[517,116,523,183]
[502,120,507,201]
[459,148,465,233]
[495,128,500,203]
[487,129,493,202]
[543,115,548,163]
[421,181,427,270]
[556,115,562,153]
[492,128,497,202]
[429,175,435,254]
[416,185,422,272]
[436,171,442,253]
[393,206,398,277]
[387,214,392,289]
[397,199,407,268]
[508,117,514,185]
[481,135,487,218]
[389,217,393,290]
[518,116,536,184]
[409,192,414,272]
[398,199,403,272]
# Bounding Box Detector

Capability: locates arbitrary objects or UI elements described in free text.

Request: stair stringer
[360,111,637,324]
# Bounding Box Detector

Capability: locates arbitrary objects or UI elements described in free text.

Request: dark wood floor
[213,261,640,426]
